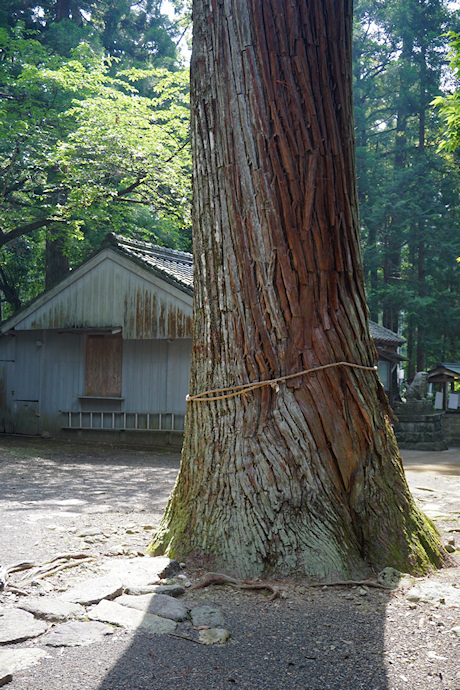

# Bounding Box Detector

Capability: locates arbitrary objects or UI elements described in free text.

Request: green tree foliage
[432,31,460,151]
[354,0,460,375]
[0,2,191,317]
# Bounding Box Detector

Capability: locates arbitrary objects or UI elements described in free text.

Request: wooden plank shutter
[85,334,122,397]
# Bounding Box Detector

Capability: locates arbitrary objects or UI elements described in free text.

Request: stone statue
[405,371,429,401]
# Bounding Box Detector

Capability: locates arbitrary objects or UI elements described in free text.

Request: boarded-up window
[85,334,122,397]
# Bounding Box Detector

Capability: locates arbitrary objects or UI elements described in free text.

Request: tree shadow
[401,447,460,477]
[0,436,180,512]
[96,587,391,690]
[0,435,180,565]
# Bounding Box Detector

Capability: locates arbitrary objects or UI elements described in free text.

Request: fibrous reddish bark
[149,0,446,579]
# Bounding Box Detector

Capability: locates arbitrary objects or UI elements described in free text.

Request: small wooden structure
[428,363,460,411]
[0,234,193,444]
[368,321,405,408]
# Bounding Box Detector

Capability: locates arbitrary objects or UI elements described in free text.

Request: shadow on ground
[5,588,393,690]
[0,435,179,512]
[401,447,460,476]
[96,589,391,690]
[0,435,180,564]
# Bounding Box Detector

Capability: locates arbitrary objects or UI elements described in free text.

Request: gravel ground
[0,436,178,566]
[0,436,459,690]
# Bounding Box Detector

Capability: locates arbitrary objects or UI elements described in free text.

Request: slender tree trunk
[55,0,71,22]
[416,236,426,371]
[382,115,407,332]
[406,315,416,380]
[416,43,427,373]
[0,265,21,312]
[407,228,417,378]
[45,227,69,289]
[365,225,379,321]
[149,0,445,579]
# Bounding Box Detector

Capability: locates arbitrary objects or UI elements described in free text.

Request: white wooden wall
[0,331,192,436]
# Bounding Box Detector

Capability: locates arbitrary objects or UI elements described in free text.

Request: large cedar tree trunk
[149,0,445,579]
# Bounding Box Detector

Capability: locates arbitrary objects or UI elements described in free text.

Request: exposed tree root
[309,579,395,590]
[189,572,401,600]
[168,632,208,645]
[22,557,96,583]
[4,585,29,596]
[190,572,280,600]
[2,553,96,590]
[3,561,35,575]
[43,553,94,565]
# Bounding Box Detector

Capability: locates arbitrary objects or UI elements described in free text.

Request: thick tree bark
[149,0,445,579]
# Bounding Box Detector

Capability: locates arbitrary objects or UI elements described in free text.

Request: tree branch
[115,141,189,199]
[0,265,21,311]
[0,218,66,248]
[116,177,147,198]
[116,197,152,205]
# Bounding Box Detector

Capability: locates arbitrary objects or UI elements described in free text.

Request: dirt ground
[402,447,460,551]
[1,436,459,690]
[1,436,459,570]
[0,436,180,568]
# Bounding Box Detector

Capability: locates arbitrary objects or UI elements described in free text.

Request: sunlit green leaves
[0,23,190,243]
[54,66,190,223]
[0,15,191,317]
[432,32,460,151]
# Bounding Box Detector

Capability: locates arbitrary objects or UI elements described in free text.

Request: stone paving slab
[0,609,48,645]
[190,604,225,628]
[0,649,49,677]
[60,576,123,605]
[125,583,185,597]
[405,581,460,607]
[115,593,189,621]
[87,599,177,634]
[18,597,85,622]
[100,556,180,588]
[42,621,115,647]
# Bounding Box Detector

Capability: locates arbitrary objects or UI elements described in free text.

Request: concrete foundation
[442,413,460,446]
[394,406,447,451]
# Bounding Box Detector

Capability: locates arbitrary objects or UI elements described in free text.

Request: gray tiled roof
[369,320,405,345]
[434,363,460,376]
[106,233,193,293]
